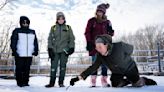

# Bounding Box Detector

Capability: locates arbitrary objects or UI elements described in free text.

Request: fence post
[37,52,40,75]
[12,56,16,76]
[157,42,161,72]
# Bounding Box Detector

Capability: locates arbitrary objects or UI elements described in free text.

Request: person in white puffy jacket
[10,16,39,87]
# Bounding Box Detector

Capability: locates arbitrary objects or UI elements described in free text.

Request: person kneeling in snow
[70,34,157,87]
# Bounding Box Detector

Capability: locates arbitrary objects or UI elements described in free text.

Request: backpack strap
[51,25,71,32]
[51,25,56,32]
[66,25,71,31]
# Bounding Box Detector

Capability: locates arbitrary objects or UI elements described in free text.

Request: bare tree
[122,25,164,50]
[121,25,164,62]
[0,0,15,10]
[0,0,8,10]
[0,0,18,58]
[0,0,17,74]
[0,21,16,58]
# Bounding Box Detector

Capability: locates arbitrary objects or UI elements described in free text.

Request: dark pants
[110,65,140,87]
[91,55,108,76]
[15,57,32,86]
[49,52,68,85]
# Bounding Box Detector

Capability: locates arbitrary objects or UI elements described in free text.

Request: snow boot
[91,76,97,87]
[45,84,55,88]
[45,77,56,88]
[59,84,65,87]
[45,80,55,88]
[132,77,145,87]
[16,78,24,87]
[142,77,157,86]
[22,79,30,87]
[101,76,110,87]
[22,84,29,87]
[17,83,23,87]
[117,79,130,87]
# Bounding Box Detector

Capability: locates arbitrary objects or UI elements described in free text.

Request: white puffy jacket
[10,28,38,57]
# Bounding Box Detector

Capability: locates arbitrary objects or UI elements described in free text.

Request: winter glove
[70,77,79,86]
[67,48,74,55]
[107,25,114,36]
[12,50,19,57]
[86,42,95,52]
[48,48,54,60]
[108,31,114,36]
[32,51,38,56]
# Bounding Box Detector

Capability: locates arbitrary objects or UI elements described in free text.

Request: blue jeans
[91,55,108,76]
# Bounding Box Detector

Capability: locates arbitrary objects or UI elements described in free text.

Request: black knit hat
[19,16,30,25]
[96,3,110,14]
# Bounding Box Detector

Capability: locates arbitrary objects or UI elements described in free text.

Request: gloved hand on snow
[70,76,80,86]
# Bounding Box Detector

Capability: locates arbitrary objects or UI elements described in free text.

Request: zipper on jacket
[55,39,57,53]
[27,34,28,56]
[60,25,62,40]
[56,25,62,52]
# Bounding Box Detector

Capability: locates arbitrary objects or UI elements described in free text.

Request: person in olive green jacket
[45,12,75,88]
[70,34,157,87]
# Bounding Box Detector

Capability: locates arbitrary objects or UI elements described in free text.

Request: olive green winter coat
[48,24,75,53]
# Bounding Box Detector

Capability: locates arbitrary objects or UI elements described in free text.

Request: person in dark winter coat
[45,12,75,88]
[10,16,39,87]
[84,3,114,87]
[70,34,157,87]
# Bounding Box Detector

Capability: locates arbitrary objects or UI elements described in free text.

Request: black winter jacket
[80,42,137,79]
[10,28,38,57]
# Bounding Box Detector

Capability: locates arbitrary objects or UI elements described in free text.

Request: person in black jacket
[70,34,157,87]
[10,16,39,87]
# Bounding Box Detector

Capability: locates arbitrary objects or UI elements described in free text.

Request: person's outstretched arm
[70,55,102,86]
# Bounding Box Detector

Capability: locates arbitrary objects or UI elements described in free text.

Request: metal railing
[0,49,164,76]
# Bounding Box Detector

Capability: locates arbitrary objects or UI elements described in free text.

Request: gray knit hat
[95,37,106,44]
[56,12,65,20]
[95,34,112,45]
[95,34,113,54]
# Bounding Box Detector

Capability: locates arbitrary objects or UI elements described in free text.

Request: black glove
[86,42,94,52]
[48,48,54,60]
[32,51,38,56]
[107,25,114,36]
[12,50,19,57]
[67,48,74,55]
[70,77,79,86]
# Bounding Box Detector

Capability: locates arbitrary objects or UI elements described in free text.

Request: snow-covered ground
[0,76,164,92]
